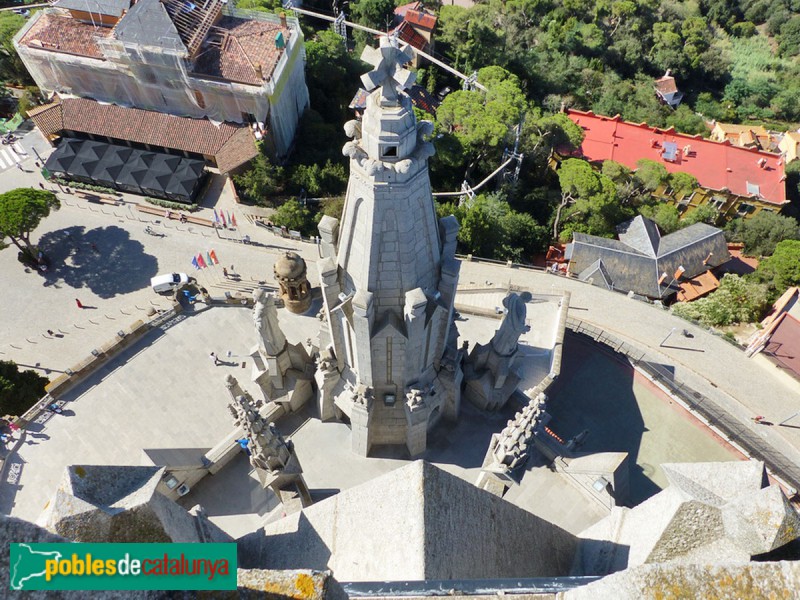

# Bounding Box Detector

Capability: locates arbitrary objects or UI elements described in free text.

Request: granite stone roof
[53,0,131,17]
[19,12,111,58]
[113,0,185,52]
[192,17,290,86]
[30,97,258,173]
[568,216,730,299]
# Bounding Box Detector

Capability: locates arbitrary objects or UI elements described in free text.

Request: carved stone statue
[491,293,530,356]
[253,289,286,356]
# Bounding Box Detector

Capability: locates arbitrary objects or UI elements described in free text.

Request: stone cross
[360,36,416,107]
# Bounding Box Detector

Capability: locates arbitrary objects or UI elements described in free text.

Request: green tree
[753,240,800,295]
[0,188,59,257]
[436,67,526,178]
[672,274,768,325]
[669,172,699,197]
[725,212,800,256]
[634,159,669,192]
[639,203,681,234]
[0,12,32,86]
[556,158,624,239]
[350,0,396,45]
[437,193,548,261]
[682,203,718,225]
[290,160,347,197]
[0,360,48,417]
[232,153,284,205]
[271,198,316,236]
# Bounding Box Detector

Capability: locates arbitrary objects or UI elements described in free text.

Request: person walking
[209,352,221,366]
[223,267,228,279]
[75,298,83,309]
[46,329,55,336]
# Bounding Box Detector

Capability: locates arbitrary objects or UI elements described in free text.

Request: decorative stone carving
[253,289,286,356]
[228,393,311,508]
[463,292,530,410]
[273,252,312,314]
[315,34,463,457]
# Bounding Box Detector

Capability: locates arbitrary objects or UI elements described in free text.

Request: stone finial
[253,289,287,355]
[406,388,425,410]
[228,394,291,474]
[360,36,415,106]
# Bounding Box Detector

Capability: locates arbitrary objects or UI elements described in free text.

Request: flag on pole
[191,255,200,270]
[206,251,213,266]
[658,272,668,286]
[197,253,207,269]
[227,210,233,227]
[231,212,237,227]
[220,211,227,227]
[212,208,220,224]
[209,249,219,264]
[673,265,686,280]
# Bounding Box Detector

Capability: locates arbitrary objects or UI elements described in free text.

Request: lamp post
[660,327,677,347]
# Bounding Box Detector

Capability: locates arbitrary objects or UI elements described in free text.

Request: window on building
[381,145,398,159]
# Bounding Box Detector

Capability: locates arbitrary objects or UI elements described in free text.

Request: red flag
[673,265,686,280]
[231,212,237,227]
[197,253,207,269]
[220,211,227,227]
[209,249,219,265]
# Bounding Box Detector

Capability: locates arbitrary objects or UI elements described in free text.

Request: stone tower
[315,36,463,457]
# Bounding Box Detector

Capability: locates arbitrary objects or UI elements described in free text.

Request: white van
[150,273,189,294]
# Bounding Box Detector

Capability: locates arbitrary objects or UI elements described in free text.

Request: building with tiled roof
[653,70,683,109]
[566,215,731,300]
[13,0,309,160]
[565,110,788,222]
[28,96,258,174]
[779,131,800,163]
[710,122,775,152]
[391,1,437,67]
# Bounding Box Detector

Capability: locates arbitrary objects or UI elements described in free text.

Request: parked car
[150,273,189,294]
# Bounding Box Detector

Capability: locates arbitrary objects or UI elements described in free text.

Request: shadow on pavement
[37,225,159,298]
[547,333,661,506]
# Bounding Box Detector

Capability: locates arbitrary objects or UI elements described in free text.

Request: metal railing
[566,317,800,494]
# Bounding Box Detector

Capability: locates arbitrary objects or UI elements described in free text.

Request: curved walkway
[458,260,800,492]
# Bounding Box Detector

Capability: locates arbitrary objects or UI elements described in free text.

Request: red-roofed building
[392,2,437,67]
[747,287,800,381]
[565,110,788,222]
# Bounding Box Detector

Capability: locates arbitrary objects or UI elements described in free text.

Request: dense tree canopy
[672,274,769,325]
[0,189,59,255]
[725,212,800,257]
[753,240,800,297]
[0,12,32,86]
[0,360,48,417]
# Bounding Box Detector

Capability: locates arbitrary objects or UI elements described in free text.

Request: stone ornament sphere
[274,252,306,281]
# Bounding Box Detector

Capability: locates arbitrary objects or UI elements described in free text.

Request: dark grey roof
[114,0,185,52]
[617,216,660,257]
[53,0,131,17]
[578,259,613,290]
[569,216,730,299]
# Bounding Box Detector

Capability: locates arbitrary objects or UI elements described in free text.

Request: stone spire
[227,392,311,508]
[315,35,464,457]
